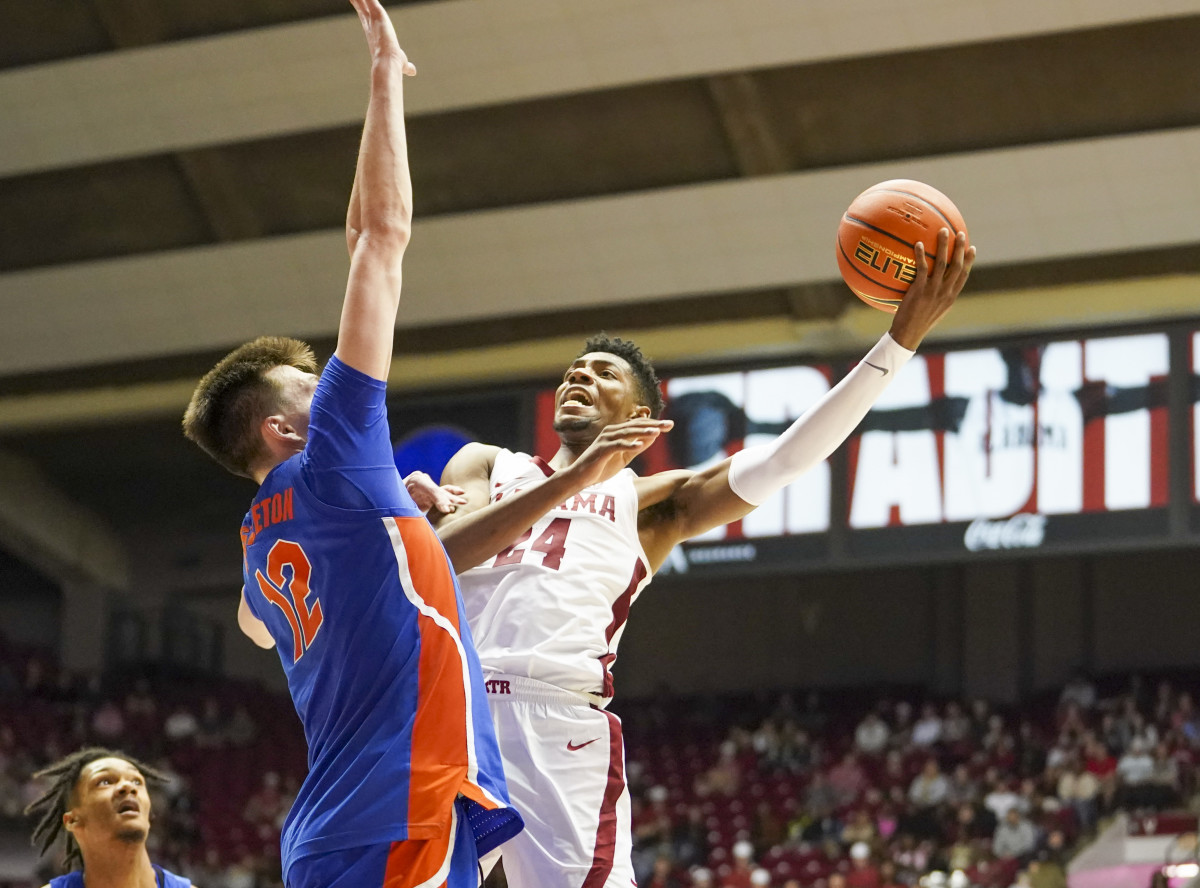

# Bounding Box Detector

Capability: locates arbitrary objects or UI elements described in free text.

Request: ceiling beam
[2,126,1197,376]
[174,148,266,242]
[86,0,167,48]
[706,72,790,177]
[83,0,265,242]
[0,449,129,589]
[1,3,1196,176]
[705,72,851,321]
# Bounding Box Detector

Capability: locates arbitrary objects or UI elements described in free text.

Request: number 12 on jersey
[255,539,324,663]
[493,517,571,570]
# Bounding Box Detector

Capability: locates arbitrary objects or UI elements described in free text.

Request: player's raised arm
[335,0,417,382]
[641,230,975,561]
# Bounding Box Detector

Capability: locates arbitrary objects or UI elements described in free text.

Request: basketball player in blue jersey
[182,1,521,886]
[432,231,975,888]
[25,748,192,888]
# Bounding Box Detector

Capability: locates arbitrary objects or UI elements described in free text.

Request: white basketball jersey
[457,449,652,701]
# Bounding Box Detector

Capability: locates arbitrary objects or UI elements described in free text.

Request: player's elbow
[356,217,411,254]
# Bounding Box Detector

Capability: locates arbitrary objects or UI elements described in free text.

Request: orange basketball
[835,179,968,313]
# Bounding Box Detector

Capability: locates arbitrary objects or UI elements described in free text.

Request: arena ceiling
[1,0,1200,591]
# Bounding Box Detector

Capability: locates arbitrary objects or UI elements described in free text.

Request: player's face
[68,757,152,845]
[554,352,645,438]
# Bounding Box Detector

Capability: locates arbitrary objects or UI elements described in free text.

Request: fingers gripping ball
[836,179,968,313]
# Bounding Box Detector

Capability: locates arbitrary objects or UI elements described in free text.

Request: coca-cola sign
[963,514,1047,552]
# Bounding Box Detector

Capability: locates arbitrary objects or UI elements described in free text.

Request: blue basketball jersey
[50,866,190,888]
[240,356,520,880]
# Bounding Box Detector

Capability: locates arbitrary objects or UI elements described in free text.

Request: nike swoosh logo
[864,360,889,376]
[567,738,602,751]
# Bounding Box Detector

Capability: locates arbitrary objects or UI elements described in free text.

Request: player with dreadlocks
[24,748,194,888]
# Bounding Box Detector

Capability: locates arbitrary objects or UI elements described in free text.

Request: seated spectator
[984,778,1023,821]
[1016,720,1047,775]
[890,834,931,879]
[909,759,950,809]
[943,831,976,872]
[752,800,785,854]
[1154,680,1176,725]
[1056,702,1087,740]
[846,841,881,888]
[753,718,782,767]
[941,702,971,748]
[1044,732,1075,772]
[912,704,944,748]
[1149,741,1181,808]
[805,770,839,815]
[672,803,709,869]
[195,696,225,748]
[226,704,259,747]
[122,678,159,740]
[1059,672,1097,712]
[1115,737,1155,807]
[878,860,904,888]
[891,701,914,749]
[724,840,757,888]
[163,704,199,744]
[647,854,683,888]
[1056,756,1100,834]
[841,809,878,847]
[778,724,816,773]
[1083,737,1117,807]
[243,771,285,826]
[698,740,742,798]
[993,808,1039,864]
[1026,856,1067,888]
[945,763,979,806]
[881,749,908,790]
[968,699,993,743]
[856,711,891,757]
[828,752,869,806]
[90,699,125,742]
[953,801,995,841]
[1172,692,1200,747]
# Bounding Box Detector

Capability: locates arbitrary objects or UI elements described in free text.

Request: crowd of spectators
[618,674,1200,888]
[0,634,305,888]
[3,628,1200,888]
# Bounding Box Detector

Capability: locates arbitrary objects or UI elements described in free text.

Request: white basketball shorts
[480,674,635,888]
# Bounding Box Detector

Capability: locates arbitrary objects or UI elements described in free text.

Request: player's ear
[630,404,651,420]
[262,414,303,445]
[63,811,78,832]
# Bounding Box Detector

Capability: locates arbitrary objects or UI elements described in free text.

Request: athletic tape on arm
[726,333,914,506]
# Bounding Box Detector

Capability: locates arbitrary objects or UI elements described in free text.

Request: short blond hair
[183,336,317,478]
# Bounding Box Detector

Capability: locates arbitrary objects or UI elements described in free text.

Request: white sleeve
[726,332,914,506]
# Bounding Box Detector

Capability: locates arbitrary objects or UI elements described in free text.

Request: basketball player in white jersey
[431,229,975,888]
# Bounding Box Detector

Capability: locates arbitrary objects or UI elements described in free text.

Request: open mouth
[560,387,594,409]
[116,800,140,815]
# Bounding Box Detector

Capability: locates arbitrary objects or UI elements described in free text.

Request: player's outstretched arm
[335,0,417,382]
[433,419,670,572]
[640,230,975,562]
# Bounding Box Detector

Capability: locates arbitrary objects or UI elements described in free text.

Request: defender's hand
[888,228,976,351]
[564,418,673,488]
[349,0,417,75]
[404,472,468,514]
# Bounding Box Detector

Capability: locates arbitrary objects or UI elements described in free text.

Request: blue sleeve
[299,355,418,512]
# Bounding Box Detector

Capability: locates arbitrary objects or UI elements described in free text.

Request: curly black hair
[24,748,166,872]
[577,334,665,418]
